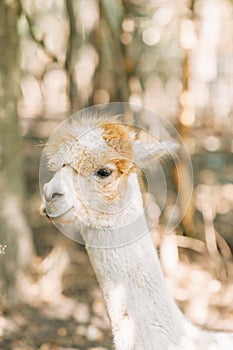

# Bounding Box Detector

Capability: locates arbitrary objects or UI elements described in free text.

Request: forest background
[0,0,233,349]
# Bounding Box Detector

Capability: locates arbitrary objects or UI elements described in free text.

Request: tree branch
[65,0,81,111]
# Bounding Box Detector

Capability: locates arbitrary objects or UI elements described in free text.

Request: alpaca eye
[95,168,112,178]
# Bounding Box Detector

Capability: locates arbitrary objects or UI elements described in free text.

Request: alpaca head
[41,113,178,239]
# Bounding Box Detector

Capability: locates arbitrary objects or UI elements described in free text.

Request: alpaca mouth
[42,205,74,219]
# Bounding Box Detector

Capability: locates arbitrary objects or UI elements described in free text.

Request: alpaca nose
[43,183,64,202]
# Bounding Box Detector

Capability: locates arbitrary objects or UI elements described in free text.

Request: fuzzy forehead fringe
[44,110,135,171]
[46,111,116,151]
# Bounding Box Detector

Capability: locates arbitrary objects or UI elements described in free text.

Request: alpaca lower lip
[45,206,73,219]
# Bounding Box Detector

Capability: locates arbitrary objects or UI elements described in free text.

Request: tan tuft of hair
[102,123,135,175]
[103,123,134,156]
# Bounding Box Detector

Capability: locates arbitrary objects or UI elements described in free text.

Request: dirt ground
[0,226,113,350]
[1,222,233,350]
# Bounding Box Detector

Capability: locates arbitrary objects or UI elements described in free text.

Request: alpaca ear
[133,140,179,167]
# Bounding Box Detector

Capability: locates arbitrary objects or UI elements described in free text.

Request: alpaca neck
[81,174,188,350]
[85,229,187,350]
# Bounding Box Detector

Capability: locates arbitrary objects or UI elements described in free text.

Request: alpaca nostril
[51,192,64,200]
[43,183,64,202]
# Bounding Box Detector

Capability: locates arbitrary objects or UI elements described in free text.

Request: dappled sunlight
[18,0,233,129]
[19,74,43,117]
[74,44,99,103]
[42,68,69,116]
[78,0,99,33]
[108,284,126,311]
[1,0,233,348]
[180,20,197,50]
[142,27,161,46]
[0,314,21,337]
[163,246,233,331]
[0,240,112,348]
[107,284,135,350]
[37,246,69,303]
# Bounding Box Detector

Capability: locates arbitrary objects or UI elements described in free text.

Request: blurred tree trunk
[177,52,196,237]
[176,1,197,238]
[0,0,34,307]
[96,0,129,102]
[65,0,82,111]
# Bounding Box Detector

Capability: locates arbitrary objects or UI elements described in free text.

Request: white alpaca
[41,113,233,350]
